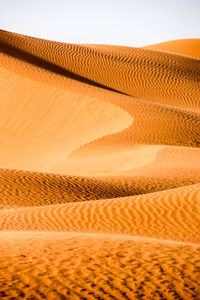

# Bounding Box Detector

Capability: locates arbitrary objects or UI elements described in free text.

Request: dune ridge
[1,30,200,112]
[144,39,200,59]
[0,184,199,244]
[0,30,200,299]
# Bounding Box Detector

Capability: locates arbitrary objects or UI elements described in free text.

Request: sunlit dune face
[143,39,200,59]
[0,30,200,299]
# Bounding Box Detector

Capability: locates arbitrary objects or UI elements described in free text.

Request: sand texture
[0,30,200,299]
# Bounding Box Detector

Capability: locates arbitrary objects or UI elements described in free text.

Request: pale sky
[0,0,200,47]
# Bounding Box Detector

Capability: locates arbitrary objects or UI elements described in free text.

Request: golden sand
[0,30,200,299]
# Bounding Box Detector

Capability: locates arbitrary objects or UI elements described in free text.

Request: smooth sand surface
[0,30,200,299]
[144,39,200,59]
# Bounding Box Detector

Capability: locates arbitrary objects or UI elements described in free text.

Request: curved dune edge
[0,184,199,244]
[52,145,164,175]
[70,99,200,159]
[0,51,134,172]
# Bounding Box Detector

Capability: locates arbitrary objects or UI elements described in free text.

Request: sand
[0,29,200,299]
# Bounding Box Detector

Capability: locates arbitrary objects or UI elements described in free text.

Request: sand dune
[85,39,200,59]
[0,165,200,209]
[0,30,200,299]
[144,39,200,59]
[1,30,200,112]
[0,184,199,244]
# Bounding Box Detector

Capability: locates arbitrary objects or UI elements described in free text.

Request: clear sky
[0,0,200,47]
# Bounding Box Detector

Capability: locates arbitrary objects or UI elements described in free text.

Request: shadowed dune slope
[0,166,200,208]
[0,30,200,299]
[1,30,200,112]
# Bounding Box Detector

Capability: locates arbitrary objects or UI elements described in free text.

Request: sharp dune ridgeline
[0,29,200,299]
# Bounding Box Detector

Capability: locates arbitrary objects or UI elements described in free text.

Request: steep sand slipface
[0,30,200,299]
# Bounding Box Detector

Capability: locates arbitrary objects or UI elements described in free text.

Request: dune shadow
[0,40,126,96]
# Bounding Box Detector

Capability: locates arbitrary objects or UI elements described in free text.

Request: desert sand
[0,30,200,299]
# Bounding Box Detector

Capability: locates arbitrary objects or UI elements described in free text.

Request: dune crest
[144,39,200,59]
[1,30,200,112]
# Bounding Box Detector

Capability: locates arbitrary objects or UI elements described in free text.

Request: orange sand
[0,30,200,299]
